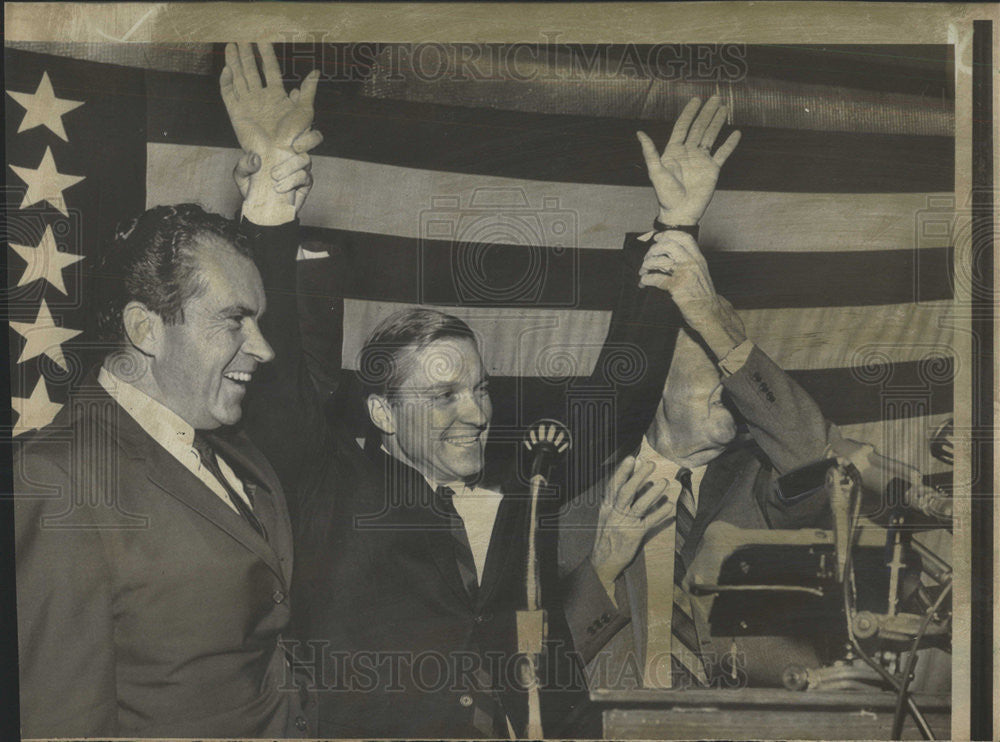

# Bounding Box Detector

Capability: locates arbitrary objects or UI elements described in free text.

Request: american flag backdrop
[5,42,955,491]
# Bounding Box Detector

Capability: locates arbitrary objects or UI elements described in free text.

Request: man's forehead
[187,238,263,307]
[398,336,484,386]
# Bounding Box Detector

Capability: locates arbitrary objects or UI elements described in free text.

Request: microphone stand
[518,421,570,740]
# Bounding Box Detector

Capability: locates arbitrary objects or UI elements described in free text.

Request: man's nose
[244,321,275,363]
[458,391,489,428]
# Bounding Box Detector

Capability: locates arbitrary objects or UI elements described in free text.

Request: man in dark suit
[559,226,838,697]
[224,47,745,738]
[12,53,321,738]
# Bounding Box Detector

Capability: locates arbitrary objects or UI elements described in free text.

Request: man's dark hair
[95,203,250,343]
[357,308,479,398]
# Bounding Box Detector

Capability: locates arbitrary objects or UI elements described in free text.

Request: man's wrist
[242,174,296,226]
[656,208,701,228]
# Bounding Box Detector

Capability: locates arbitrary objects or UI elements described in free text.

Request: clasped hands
[220,42,321,216]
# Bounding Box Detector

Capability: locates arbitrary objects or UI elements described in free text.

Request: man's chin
[212,407,243,428]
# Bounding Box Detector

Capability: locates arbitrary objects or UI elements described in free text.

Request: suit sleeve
[240,220,332,512]
[560,560,631,665]
[543,234,680,668]
[722,344,840,527]
[526,233,681,499]
[14,450,119,737]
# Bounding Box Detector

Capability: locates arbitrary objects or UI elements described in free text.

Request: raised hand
[220,42,320,160]
[637,95,741,226]
[638,231,746,357]
[590,456,674,593]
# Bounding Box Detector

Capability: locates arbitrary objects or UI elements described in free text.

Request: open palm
[638,95,741,225]
[220,42,319,157]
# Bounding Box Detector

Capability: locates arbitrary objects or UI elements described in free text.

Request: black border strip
[970,19,993,742]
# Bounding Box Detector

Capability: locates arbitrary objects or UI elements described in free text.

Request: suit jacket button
[295,715,308,731]
[459,694,474,707]
[273,589,286,604]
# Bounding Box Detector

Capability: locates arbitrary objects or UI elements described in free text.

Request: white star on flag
[10,225,85,295]
[10,299,82,371]
[9,146,86,217]
[11,377,63,437]
[7,71,84,141]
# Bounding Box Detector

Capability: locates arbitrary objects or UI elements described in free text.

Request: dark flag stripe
[297,227,953,309]
[145,69,953,193]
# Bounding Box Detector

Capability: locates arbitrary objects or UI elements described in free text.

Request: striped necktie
[193,433,267,541]
[670,467,709,687]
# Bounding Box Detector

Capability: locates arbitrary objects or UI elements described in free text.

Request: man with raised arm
[12,50,320,739]
[224,43,741,738]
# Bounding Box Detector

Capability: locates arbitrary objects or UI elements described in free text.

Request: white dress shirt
[98,367,253,513]
[428,478,504,584]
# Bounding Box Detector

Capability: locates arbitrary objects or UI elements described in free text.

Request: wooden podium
[589,688,951,740]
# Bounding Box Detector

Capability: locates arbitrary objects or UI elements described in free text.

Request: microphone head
[523,418,572,457]
[930,418,953,467]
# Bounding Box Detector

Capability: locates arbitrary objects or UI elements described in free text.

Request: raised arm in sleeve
[722,343,840,527]
[240,220,333,510]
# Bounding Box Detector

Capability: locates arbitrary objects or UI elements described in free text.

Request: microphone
[827,438,952,523]
[519,419,571,740]
[523,418,572,479]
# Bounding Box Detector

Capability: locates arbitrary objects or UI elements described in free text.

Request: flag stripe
[363,45,953,136]
[338,365,950,429]
[147,142,950,254]
[339,298,952,374]
[285,227,952,310]
[146,70,953,193]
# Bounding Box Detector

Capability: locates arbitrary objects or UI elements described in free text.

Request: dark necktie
[193,433,267,541]
[670,467,709,687]
[435,485,509,738]
[435,485,479,601]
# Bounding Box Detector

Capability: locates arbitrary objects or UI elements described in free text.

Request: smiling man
[13,202,316,737]
[214,42,747,739]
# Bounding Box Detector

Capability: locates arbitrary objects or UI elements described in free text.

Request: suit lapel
[208,429,293,586]
[682,444,756,566]
[475,493,521,610]
[98,391,287,584]
[375,450,473,608]
[420,502,476,608]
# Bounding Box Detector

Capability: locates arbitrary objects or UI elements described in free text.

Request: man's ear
[122,301,162,357]
[367,394,396,436]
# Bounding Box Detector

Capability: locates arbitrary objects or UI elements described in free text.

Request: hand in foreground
[220,42,321,161]
[637,94,741,226]
[590,456,674,593]
[638,231,746,358]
